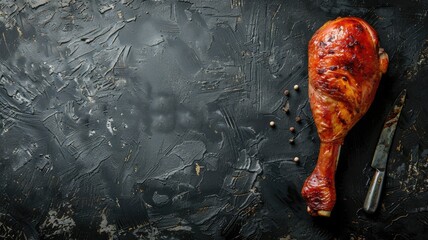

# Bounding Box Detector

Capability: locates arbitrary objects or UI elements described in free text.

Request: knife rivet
[293,157,300,162]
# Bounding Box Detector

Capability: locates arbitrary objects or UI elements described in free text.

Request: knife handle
[363,169,385,213]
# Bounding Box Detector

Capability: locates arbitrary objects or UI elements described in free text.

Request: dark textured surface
[0,0,427,239]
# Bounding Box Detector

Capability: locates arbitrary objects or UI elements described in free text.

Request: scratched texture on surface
[0,0,427,239]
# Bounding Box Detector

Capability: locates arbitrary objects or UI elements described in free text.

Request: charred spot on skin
[342,76,347,81]
[355,23,364,33]
[343,64,353,74]
[338,116,347,125]
[329,66,338,71]
[328,49,335,54]
[319,41,327,47]
[317,68,326,74]
[355,108,360,114]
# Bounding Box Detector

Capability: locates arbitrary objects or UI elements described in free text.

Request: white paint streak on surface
[39,210,76,237]
[106,117,115,135]
[98,210,117,240]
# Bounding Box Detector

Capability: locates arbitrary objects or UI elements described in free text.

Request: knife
[363,89,407,213]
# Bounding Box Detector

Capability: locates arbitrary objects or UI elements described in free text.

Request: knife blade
[363,89,406,213]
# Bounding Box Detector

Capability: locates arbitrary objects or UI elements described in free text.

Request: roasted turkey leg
[301,17,389,217]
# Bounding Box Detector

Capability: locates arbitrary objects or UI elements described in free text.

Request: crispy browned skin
[301,17,389,217]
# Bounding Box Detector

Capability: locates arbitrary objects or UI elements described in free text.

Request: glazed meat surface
[301,17,389,217]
